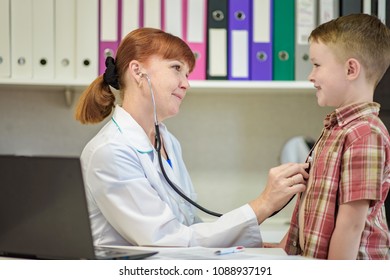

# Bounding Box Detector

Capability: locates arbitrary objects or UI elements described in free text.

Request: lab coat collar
[111,105,168,154]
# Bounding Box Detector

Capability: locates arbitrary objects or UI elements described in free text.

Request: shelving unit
[0,79,315,106]
[0,79,315,92]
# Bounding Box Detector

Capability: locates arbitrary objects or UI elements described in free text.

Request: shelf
[0,79,315,95]
[0,79,92,91]
[188,80,315,94]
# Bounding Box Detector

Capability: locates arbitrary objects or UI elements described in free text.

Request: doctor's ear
[129,61,143,78]
[129,61,144,86]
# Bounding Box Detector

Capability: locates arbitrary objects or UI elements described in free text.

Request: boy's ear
[346,58,360,80]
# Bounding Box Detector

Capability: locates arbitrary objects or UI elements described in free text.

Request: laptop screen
[0,155,96,259]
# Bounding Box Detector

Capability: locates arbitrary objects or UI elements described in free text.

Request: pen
[214,246,245,255]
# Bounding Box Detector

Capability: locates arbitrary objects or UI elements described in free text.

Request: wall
[0,87,330,224]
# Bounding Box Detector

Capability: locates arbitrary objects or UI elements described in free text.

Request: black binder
[206,0,228,80]
[340,0,362,15]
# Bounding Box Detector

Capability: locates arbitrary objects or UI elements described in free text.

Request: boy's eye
[173,65,181,71]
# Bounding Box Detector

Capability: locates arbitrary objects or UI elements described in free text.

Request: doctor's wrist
[249,196,273,225]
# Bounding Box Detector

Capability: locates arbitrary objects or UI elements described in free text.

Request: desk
[102,246,304,260]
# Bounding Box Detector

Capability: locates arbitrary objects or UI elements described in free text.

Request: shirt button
[293,241,297,247]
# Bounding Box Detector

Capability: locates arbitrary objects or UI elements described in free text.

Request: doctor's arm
[88,144,259,247]
[249,162,309,224]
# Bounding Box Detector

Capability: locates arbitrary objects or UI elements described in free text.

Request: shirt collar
[111,105,168,153]
[323,102,380,129]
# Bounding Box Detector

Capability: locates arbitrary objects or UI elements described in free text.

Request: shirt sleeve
[340,129,385,205]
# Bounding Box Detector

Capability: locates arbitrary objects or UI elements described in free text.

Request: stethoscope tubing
[145,73,290,218]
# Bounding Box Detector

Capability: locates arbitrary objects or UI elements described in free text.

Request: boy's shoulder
[343,113,390,146]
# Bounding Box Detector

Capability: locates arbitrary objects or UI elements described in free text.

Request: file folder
[121,0,141,39]
[363,0,374,14]
[369,0,379,16]
[0,0,10,78]
[377,0,389,25]
[228,0,251,80]
[99,0,119,75]
[318,0,339,25]
[368,0,390,24]
[10,0,33,78]
[55,0,76,80]
[186,0,207,80]
[143,0,161,28]
[76,0,99,81]
[295,0,317,81]
[32,0,54,79]
[163,0,184,38]
[273,0,294,81]
[207,0,228,80]
[251,0,273,80]
[340,0,363,15]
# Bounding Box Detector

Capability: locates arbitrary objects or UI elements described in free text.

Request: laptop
[0,155,158,260]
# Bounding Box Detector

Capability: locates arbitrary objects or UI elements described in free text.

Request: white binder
[143,0,161,28]
[378,0,387,24]
[11,0,33,78]
[121,0,141,39]
[55,0,76,80]
[0,0,10,78]
[295,0,317,81]
[164,0,183,38]
[76,0,99,81]
[318,0,339,25]
[363,0,372,14]
[32,0,54,79]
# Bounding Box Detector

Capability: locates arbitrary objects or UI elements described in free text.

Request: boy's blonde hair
[309,14,390,87]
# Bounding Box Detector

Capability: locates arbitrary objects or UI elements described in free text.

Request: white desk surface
[102,245,305,260]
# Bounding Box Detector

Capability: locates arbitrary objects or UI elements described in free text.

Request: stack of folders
[0,0,388,82]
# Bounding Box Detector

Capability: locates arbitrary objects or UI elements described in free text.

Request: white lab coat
[81,105,262,247]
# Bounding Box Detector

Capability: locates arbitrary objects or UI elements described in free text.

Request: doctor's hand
[249,162,309,225]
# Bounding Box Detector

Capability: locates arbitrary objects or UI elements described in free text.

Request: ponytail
[75,57,119,124]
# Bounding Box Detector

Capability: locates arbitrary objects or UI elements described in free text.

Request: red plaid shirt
[285,102,390,259]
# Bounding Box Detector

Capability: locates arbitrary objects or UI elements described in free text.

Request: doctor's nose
[180,77,190,90]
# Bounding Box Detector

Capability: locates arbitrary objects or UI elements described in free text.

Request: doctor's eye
[172,65,181,71]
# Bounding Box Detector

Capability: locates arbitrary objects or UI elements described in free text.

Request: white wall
[0,87,330,224]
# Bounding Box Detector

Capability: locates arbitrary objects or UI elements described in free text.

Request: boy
[281,14,390,259]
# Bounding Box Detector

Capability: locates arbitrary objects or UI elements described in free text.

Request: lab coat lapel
[113,105,184,193]
[112,105,153,153]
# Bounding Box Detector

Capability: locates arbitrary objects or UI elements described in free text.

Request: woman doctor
[75,28,308,247]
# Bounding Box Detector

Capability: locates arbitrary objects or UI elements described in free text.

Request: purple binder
[228,0,251,80]
[250,0,273,80]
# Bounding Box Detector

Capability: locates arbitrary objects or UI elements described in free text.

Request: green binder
[272,0,295,80]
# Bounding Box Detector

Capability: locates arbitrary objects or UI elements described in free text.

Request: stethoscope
[141,73,291,218]
[140,72,223,217]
